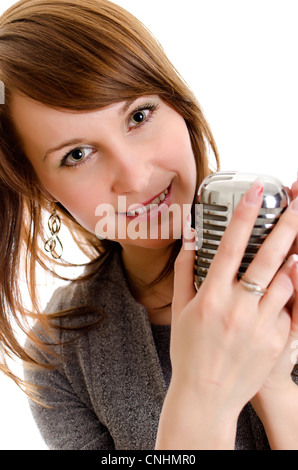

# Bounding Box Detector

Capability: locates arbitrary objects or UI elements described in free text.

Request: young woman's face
[11,94,197,249]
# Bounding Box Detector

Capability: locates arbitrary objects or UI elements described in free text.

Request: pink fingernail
[186,212,191,229]
[244,178,264,206]
[291,196,298,214]
[183,227,197,251]
[288,254,298,266]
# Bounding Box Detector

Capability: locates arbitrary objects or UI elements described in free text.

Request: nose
[108,140,153,195]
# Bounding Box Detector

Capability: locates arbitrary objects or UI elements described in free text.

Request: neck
[121,243,174,285]
[120,242,178,324]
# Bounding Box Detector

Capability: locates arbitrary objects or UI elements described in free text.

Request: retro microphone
[194,171,290,289]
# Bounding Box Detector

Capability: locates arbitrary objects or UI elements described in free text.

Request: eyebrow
[43,138,83,161]
[120,98,135,114]
[43,99,137,161]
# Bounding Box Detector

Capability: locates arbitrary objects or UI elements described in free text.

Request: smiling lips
[125,185,170,217]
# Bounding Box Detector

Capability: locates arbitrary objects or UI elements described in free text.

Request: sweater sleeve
[24,287,115,450]
[24,347,114,450]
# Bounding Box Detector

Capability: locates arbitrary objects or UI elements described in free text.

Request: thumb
[172,224,197,321]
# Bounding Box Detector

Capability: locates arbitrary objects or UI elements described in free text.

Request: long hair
[0,0,220,392]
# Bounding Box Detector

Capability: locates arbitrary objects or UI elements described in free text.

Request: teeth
[135,206,146,215]
[126,187,169,216]
[151,196,160,205]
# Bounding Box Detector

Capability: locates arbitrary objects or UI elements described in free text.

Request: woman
[0,0,297,450]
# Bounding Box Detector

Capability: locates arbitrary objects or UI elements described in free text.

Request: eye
[68,148,87,162]
[61,146,95,168]
[130,109,150,125]
[127,103,158,131]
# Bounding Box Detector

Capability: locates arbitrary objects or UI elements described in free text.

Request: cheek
[159,115,194,162]
[162,120,196,186]
[39,173,104,233]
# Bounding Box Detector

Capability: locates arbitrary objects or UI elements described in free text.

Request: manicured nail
[291,196,298,214]
[291,255,298,288]
[244,178,264,206]
[183,213,192,237]
[183,226,195,242]
[287,254,298,267]
[183,222,197,251]
[185,212,192,230]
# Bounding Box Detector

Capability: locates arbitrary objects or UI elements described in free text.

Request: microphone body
[194,171,290,289]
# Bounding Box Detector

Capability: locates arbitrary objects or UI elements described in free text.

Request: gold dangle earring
[44,205,63,259]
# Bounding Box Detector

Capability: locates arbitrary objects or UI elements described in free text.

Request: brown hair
[0,0,220,393]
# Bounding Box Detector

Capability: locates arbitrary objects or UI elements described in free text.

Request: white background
[0,0,297,450]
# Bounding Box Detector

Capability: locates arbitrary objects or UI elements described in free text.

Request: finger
[244,197,298,288]
[290,179,298,199]
[289,256,298,333]
[259,255,296,320]
[287,241,298,265]
[172,227,197,320]
[275,307,292,346]
[207,178,264,287]
[289,179,298,256]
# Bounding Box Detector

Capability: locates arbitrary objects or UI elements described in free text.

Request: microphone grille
[194,171,289,289]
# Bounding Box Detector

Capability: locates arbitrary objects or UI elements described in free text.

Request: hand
[285,176,298,258]
[170,180,298,418]
[251,177,298,402]
[250,256,298,413]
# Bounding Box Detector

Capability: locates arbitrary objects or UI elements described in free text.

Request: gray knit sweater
[24,247,297,450]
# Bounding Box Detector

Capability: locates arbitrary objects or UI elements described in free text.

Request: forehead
[11,93,127,128]
[10,93,129,153]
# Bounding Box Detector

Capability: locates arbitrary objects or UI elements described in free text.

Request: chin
[119,236,180,251]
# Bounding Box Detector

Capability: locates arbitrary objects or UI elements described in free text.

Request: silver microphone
[194,171,290,289]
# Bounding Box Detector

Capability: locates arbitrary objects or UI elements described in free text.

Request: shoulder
[25,248,123,357]
[44,245,128,328]
[28,244,145,357]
